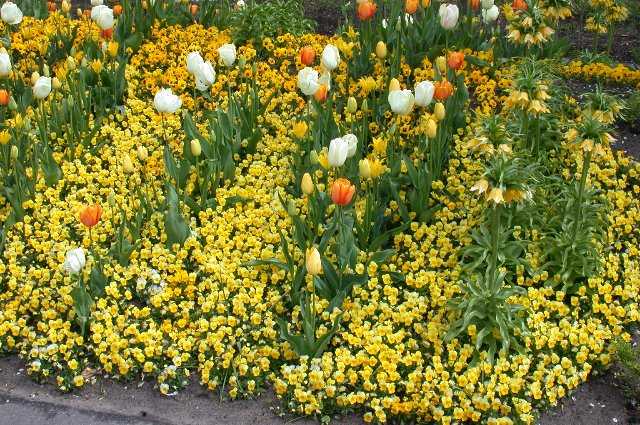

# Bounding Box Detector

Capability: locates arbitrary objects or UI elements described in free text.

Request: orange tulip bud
[299,46,316,66]
[314,84,328,103]
[470,0,480,10]
[357,1,377,20]
[512,0,528,11]
[47,1,57,12]
[113,4,123,16]
[405,0,419,14]
[101,28,113,39]
[190,3,199,16]
[433,80,454,101]
[0,90,10,106]
[79,204,103,228]
[330,178,356,206]
[447,51,465,70]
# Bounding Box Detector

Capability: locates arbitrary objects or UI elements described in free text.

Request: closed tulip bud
[66,56,77,71]
[43,64,50,77]
[301,172,314,195]
[62,0,71,13]
[8,96,17,110]
[346,96,358,113]
[76,8,82,17]
[426,118,438,138]
[107,41,119,58]
[299,46,316,66]
[190,139,202,157]
[52,77,62,90]
[389,78,400,92]
[375,41,387,59]
[123,154,135,173]
[359,158,372,179]
[305,247,322,276]
[434,102,446,120]
[0,89,8,106]
[292,121,308,139]
[405,0,419,14]
[309,150,319,164]
[436,56,447,74]
[361,98,368,111]
[137,145,148,161]
[422,0,430,6]
[31,71,40,86]
[286,199,297,216]
[10,145,18,160]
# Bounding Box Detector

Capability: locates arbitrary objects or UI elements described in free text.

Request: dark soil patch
[304,0,346,35]
[558,16,640,67]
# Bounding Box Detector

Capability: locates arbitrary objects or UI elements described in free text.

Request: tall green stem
[571,150,592,240]
[488,204,501,284]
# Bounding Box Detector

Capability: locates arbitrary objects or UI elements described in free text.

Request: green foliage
[446,271,528,362]
[624,91,640,130]
[613,338,640,400]
[230,0,315,53]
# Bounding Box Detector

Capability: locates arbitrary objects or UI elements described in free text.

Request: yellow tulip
[292,121,308,139]
[436,56,447,74]
[359,159,372,179]
[434,102,446,121]
[375,41,387,59]
[305,247,322,275]
[426,118,437,138]
[123,155,135,174]
[190,139,202,157]
[389,78,400,92]
[301,173,314,195]
[0,130,10,145]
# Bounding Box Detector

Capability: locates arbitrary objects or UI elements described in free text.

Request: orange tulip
[433,80,454,101]
[405,0,419,14]
[314,84,328,103]
[47,1,56,12]
[447,51,465,70]
[512,0,528,11]
[299,46,316,66]
[113,4,123,16]
[357,1,377,20]
[331,178,356,206]
[101,28,113,39]
[79,204,103,228]
[0,90,10,106]
[470,0,480,10]
[190,3,199,16]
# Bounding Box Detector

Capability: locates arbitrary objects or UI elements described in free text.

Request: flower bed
[0,1,639,424]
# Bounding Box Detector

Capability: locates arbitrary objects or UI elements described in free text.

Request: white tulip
[415,81,435,107]
[388,89,415,115]
[343,133,358,158]
[91,5,114,30]
[482,5,499,23]
[481,0,494,9]
[320,44,340,71]
[1,2,22,25]
[154,88,182,114]
[328,137,349,167]
[194,61,216,91]
[236,0,245,8]
[186,51,204,75]
[217,43,236,67]
[297,67,320,96]
[33,76,52,100]
[439,4,459,30]
[63,248,86,274]
[91,0,103,5]
[0,50,11,77]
